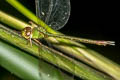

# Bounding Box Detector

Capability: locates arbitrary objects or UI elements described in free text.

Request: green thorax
[32,27,48,39]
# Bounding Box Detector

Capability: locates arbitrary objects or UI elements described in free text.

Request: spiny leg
[29,38,32,46]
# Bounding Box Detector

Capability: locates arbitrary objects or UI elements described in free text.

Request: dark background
[0,0,120,80]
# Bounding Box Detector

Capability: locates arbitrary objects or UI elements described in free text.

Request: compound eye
[22,27,32,39]
[25,27,32,36]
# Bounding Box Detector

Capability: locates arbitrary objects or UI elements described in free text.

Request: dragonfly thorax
[32,27,46,39]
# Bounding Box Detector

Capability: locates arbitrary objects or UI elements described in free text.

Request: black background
[0,0,120,80]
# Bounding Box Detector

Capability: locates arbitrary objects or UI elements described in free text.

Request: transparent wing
[35,0,71,30]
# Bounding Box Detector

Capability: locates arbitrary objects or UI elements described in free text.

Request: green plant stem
[0,37,74,80]
[0,23,112,80]
[6,0,55,33]
[5,0,120,80]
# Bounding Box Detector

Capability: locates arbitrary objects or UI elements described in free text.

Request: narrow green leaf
[0,0,119,79]
[0,23,113,80]
[5,1,120,80]
[0,26,74,80]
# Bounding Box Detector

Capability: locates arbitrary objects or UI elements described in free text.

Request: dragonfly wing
[35,0,71,30]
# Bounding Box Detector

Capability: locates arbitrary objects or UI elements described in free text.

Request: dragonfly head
[22,27,32,39]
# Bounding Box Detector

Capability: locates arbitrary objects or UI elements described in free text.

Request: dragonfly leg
[29,38,32,46]
[33,39,42,46]
[26,38,32,47]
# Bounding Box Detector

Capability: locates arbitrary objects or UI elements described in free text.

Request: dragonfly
[22,0,115,46]
[21,0,115,79]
